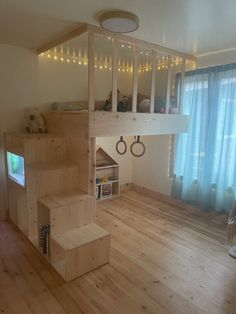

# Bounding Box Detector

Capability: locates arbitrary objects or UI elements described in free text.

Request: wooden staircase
[5,127,110,281]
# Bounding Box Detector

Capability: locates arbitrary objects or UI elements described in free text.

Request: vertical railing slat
[88,32,95,112]
[150,51,156,113]
[112,39,118,112]
[165,55,172,114]
[178,58,186,111]
[132,46,138,113]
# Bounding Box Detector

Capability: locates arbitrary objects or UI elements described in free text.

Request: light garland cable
[40,44,196,72]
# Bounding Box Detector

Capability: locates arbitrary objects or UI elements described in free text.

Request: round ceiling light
[99,10,139,33]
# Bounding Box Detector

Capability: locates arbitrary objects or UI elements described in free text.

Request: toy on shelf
[101,183,112,199]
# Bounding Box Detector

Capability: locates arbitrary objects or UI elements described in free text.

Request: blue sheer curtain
[173,64,236,212]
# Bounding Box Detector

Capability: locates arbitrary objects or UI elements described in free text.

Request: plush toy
[24,107,46,133]
[138,98,151,112]
[104,89,122,111]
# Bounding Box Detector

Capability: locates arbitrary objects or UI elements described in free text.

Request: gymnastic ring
[116,136,127,155]
[130,136,146,157]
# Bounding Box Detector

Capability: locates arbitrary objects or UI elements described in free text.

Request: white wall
[197,50,236,68]
[132,135,172,195]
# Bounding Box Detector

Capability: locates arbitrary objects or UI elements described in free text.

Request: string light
[40,48,196,72]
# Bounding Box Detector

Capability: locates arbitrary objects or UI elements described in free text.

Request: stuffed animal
[24,107,46,133]
[104,89,122,111]
[138,98,151,112]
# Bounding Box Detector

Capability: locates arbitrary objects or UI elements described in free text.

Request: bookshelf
[96,146,119,201]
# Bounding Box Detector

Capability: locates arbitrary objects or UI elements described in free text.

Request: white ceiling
[0,0,236,56]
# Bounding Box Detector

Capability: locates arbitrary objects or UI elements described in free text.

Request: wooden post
[132,47,138,113]
[112,39,118,112]
[150,51,157,113]
[165,55,172,114]
[88,32,95,112]
[178,58,186,111]
[88,137,96,216]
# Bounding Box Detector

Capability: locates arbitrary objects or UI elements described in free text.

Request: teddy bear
[24,107,46,133]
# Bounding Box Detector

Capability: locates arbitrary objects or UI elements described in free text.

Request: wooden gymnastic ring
[116,136,127,155]
[130,136,145,157]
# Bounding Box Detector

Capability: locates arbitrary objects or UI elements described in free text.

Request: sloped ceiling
[0,0,236,56]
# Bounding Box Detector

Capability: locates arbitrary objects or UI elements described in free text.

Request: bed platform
[38,23,196,137]
[89,111,188,137]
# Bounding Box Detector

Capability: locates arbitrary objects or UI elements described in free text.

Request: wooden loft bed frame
[37,23,196,138]
[4,24,196,282]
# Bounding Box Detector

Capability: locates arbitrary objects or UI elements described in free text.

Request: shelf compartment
[51,223,110,281]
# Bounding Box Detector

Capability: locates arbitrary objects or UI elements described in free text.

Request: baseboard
[120,183,133,192]
[132,183,177,205]
[131,183,228,225]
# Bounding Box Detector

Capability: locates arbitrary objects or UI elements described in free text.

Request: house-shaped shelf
[96,146,119,200]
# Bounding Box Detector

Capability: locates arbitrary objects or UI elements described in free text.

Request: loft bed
[37,23,197,137]
[4,24,197,282]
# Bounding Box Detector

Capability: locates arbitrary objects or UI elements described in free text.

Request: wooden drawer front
[65,235,110,281]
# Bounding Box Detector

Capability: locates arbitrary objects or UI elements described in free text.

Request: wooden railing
[36,23,195,115]
[87,28,189,115]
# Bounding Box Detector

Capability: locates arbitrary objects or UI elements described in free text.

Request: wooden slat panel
[89,111,189,137]
[132,47,139,113]
[150,51,157,113]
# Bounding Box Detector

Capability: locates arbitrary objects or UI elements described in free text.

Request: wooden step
[50,223,110,281]
[39,190,92,209]
[38,190,95,237]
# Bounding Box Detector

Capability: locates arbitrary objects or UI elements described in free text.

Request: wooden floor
[1,190,236,314]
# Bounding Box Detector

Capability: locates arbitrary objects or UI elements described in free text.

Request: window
[173,64,236,212]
